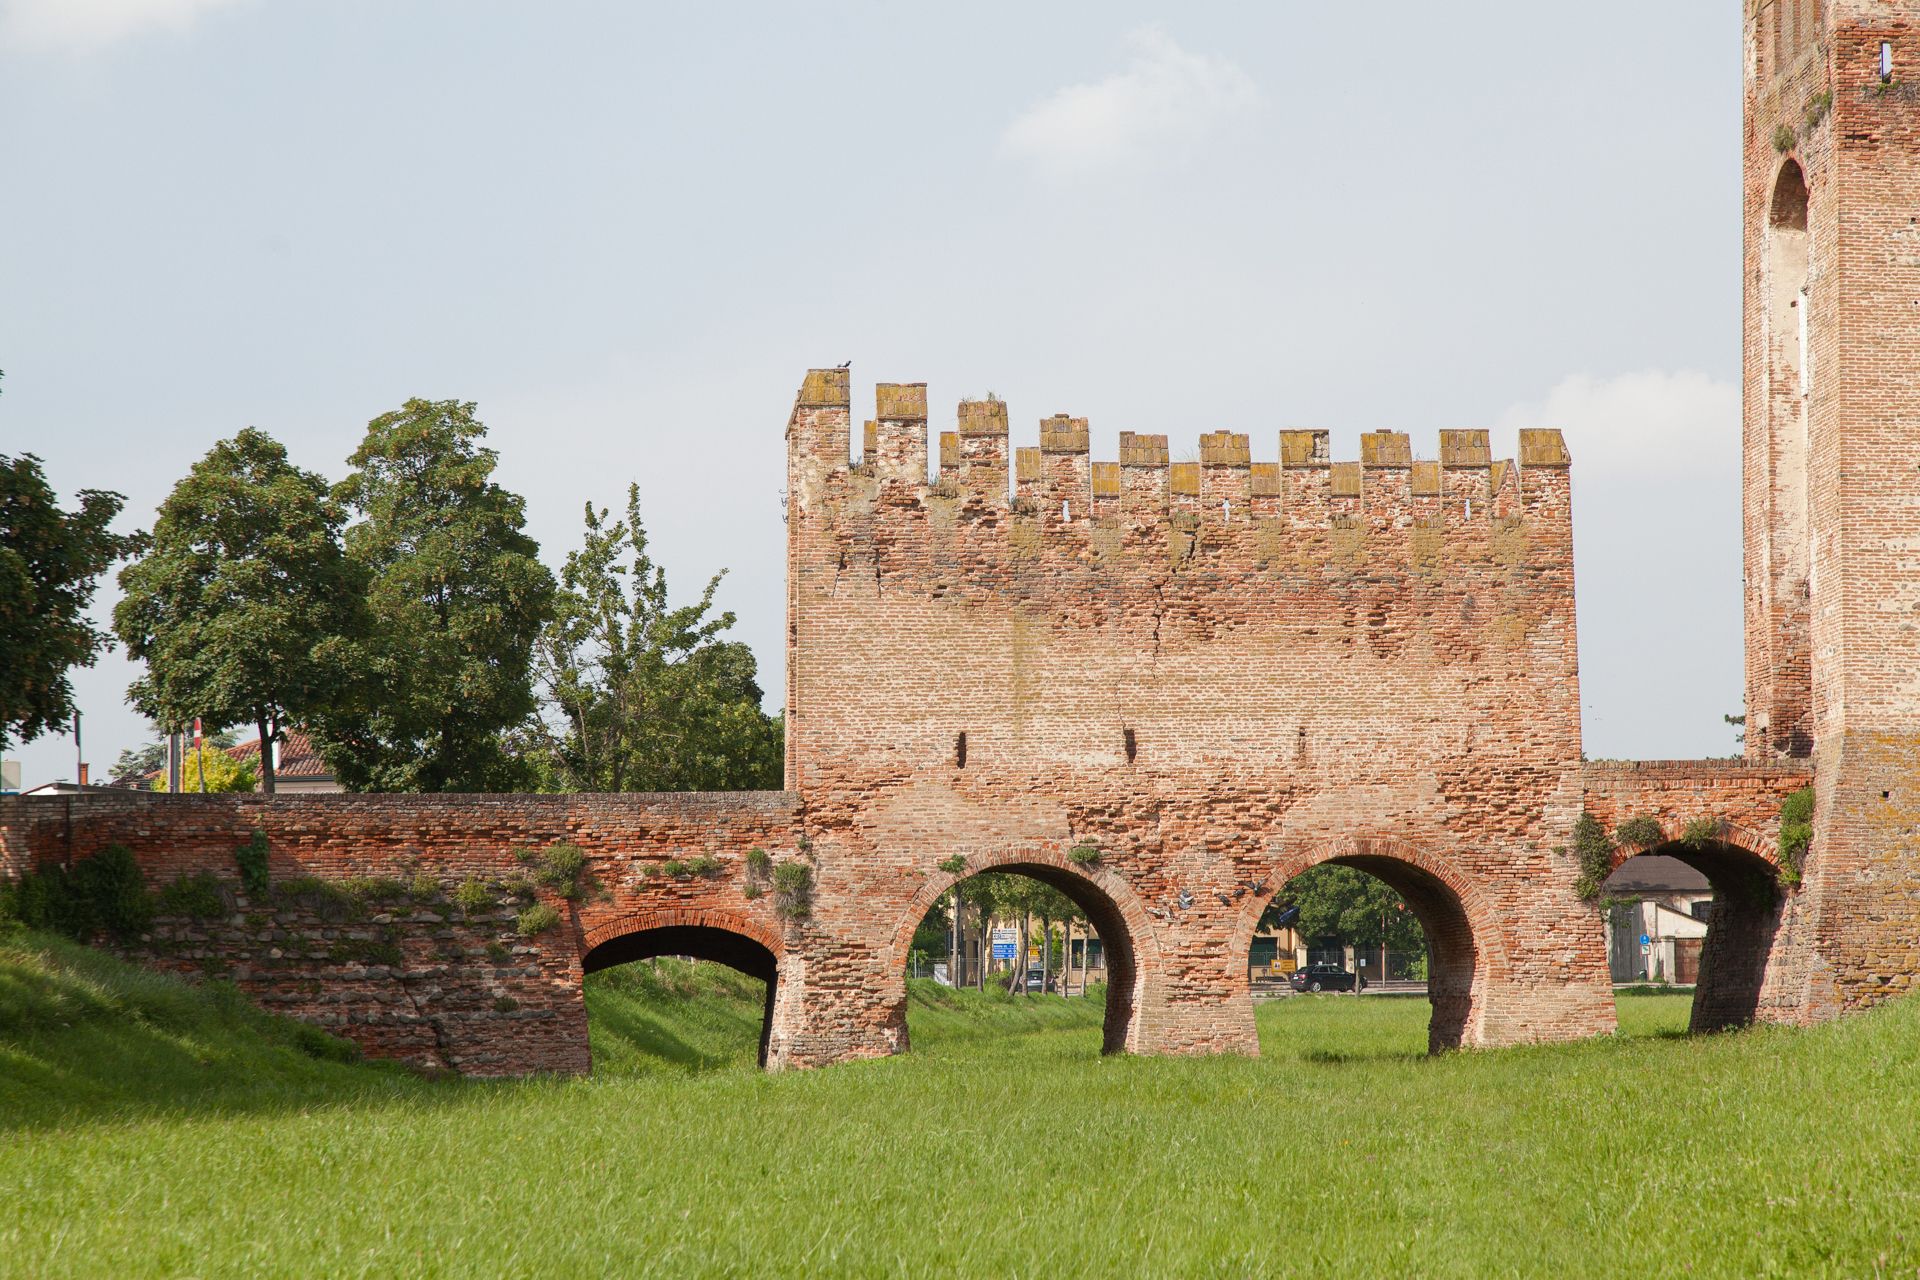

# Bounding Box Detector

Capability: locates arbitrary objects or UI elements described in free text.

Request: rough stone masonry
[0,1,1913,1073]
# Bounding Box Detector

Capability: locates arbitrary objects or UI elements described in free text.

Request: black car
[1288,963,1366,993]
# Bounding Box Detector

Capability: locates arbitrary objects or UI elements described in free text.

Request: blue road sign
[1639,934,1651,947]
[992,942,1016,960]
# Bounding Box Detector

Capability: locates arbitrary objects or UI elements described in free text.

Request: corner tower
[1744,0,1920,1014]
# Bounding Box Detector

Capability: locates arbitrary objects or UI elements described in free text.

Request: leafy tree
[151,745,257,793]
[1265,865,1425,953]
[529,483,781,792]
[955,872,1009,992]
[317,399,554,792]
[1030,882,1078,992]
[114,429,361,792]
[0,372,144,752]
[110,721,238,786]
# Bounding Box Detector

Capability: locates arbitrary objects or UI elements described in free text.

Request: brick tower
[1745,0,1920,1014]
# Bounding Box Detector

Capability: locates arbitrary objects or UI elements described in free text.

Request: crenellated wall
[781,367,1610,1058]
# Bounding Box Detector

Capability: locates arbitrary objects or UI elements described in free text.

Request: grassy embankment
[3,925,1918,1277]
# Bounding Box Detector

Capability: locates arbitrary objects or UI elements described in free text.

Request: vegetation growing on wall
[235,830,271,897]
[1613,816,1663,850]
[0,844,153,942]
[772,862,812,919]
[1778,786,1814,886]
[1572,812,1614,901]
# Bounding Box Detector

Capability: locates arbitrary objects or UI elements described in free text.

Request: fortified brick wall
[0,791,802,1074]
[784,368,1614,1057]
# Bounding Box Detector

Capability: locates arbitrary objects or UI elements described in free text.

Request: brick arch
[888,841,1163,1055]
[578,905,785,1068]
[1608,819,1779,874]
[1229,834,1507,1052]
[581,906,784,960]
[1602,822,1786,1034]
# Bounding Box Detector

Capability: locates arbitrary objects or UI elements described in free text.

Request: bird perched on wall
[836,360,850,368]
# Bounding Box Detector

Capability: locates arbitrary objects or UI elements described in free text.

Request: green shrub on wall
[516,903,560,937]
[234,830,270,898]
[1613,816,1663,850]
[1778,787,1814,886]
[0,845,153,942]
[772,862,812,919]
[158,872,227,920]
[1571,813,1614,901]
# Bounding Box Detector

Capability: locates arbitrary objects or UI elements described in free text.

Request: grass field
[3,926,1919,1277]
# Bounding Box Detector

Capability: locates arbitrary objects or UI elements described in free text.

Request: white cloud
[1493,369,1737,480]
[1496,370,1746,761]
[0,0,249,53]
[999,26,1258,174]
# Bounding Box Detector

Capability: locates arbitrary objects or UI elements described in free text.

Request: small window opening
[955,731,967,768]
[1123,727,1137,763]
[1222,500,1231,522]
[1464,498,1474,520]
[1061,500,1070,521]
[1882,41,1896,83]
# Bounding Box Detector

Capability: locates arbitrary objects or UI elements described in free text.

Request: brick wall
[784,368,1614,1059]
[1744,0,1920,1021]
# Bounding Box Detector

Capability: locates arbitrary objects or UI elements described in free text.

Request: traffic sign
[1639,934,1651,947]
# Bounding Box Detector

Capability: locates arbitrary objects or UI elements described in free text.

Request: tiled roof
[142,728,333,783]
[226,728,330,779]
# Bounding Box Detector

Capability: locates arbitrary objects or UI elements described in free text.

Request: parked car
[1024,966,1046,992]
[1288,962,1365,993]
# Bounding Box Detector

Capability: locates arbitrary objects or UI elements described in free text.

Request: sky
[0,0,1749,786]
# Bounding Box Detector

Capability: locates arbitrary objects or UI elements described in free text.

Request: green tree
[317,399,554,792]
[151,745,257,793]
[0,373,144,752]
[529,483,781,792]
[1030,882,1077,993]
[1266,865,1425,953]
[114,429,361,792]
[110,721,238,786]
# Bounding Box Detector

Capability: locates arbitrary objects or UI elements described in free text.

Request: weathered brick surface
[1743,0,1920,1022]
[785,367,1611,1060]
[0,791,801,1073]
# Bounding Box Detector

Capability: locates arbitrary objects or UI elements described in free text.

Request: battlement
[788,370,1573,539]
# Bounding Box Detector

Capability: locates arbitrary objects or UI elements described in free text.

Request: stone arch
[1770,156,1809,230]
[1604,821,1785,1033]
[580,906,784,1067]
[1230,834,1507,1053]
[889,842,1163,1055]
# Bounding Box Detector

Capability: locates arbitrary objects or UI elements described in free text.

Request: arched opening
[1243,845,1483,1055]
[582,918,780,1068]
[1601,836,1783,1034]
[896,858,1145,1056]
[1769,159,1810,399]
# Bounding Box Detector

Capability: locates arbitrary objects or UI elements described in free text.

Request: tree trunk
[1041,915,1053,996]
[256,713,277,794]
[976,898,988,992]
[1010,914,1030,995]
[948,894,959,988]
[1063,918,1073,998]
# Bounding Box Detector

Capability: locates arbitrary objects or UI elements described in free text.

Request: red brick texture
[1743,0,1920,1021]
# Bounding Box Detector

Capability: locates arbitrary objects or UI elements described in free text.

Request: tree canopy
[528,483,781,792]
[152,745,257,793]
[0,373,144,752]
[1263,865,1425,953]
[113,428,360,792]
[315,399,554,792]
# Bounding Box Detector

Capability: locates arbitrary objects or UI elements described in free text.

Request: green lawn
[2,927,1917,1277]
